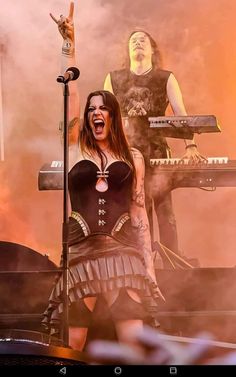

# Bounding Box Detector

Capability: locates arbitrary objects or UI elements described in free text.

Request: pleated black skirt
[43,234,164,331]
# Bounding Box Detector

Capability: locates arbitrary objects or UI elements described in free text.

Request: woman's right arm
[50,1,80,145]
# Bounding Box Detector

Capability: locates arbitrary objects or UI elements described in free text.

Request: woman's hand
[50,1,75,43]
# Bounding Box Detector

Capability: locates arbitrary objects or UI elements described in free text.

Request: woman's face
[87,95,112,143]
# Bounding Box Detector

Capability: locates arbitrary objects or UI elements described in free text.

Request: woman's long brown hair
[80,90,136,175]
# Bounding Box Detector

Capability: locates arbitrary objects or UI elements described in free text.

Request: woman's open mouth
[94,119,105,134]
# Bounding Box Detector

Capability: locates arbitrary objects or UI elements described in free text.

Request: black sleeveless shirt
[110,68,172,160]
[111,68,171,117]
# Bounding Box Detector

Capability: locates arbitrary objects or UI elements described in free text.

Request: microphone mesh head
[66,66,80,80]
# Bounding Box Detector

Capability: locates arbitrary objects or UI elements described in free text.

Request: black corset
[68,160,133,234]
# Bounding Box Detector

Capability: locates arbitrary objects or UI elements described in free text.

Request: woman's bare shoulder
[130,147,144,161]
[69,144,82,170]
[130,147,143,159]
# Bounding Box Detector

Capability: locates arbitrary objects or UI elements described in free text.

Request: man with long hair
[104,29,204,263]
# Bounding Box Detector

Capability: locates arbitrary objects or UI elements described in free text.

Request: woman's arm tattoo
[59,117,79,132]
[132,182,145,207]
[133,217,153,266]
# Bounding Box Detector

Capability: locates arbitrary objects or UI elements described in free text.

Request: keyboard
[148,115,221,139]
[150,157,236,188]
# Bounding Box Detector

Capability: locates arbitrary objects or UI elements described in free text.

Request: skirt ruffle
[43,240,164,331]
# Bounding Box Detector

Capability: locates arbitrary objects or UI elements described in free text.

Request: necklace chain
[131,66,152,76]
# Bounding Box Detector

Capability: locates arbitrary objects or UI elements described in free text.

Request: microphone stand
[58,78,70,347]
[56,67,80,347]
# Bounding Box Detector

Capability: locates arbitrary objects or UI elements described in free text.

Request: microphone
[57,67,80,84]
